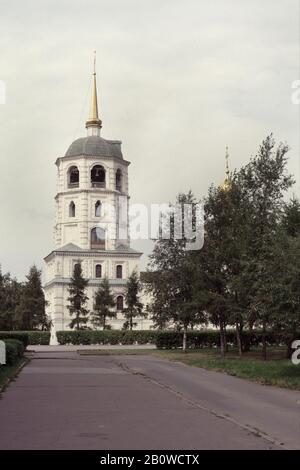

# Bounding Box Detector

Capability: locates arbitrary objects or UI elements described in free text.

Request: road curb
[0,357,29,394]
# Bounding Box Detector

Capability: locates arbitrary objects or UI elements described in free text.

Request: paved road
[0,352,298,450]
[27,345,156,353]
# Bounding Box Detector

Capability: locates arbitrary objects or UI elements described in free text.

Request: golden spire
[225,146,229,177]
[221,146,232,192]
[86,51,102,132]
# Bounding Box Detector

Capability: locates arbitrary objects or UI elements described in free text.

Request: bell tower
[44,56,149,341]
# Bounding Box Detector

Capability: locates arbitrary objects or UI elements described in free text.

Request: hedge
[0,332,29,348]
[154,329,299,349]
[155,331,221,349]
[56,330,160,345]
[0,331,51,347]
[26,331,50,345]
[2,339,25,365]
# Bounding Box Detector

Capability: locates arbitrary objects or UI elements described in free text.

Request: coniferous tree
[91,277,116,330]
[67,262,89,330]
[15,265,49,330]
[123,270,144,330]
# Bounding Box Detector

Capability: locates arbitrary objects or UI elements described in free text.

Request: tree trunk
[236,322,242,357]
[103,315,106,330]
[224,325,228,352]
[262,320,267,360]
[286,341,293,359]
[130,315,133,331]
[182,326,187,353]
[220,322,226,358]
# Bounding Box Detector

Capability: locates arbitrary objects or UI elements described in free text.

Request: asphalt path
[0,352,298,449]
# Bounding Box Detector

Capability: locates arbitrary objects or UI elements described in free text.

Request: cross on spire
[225,146,230,177]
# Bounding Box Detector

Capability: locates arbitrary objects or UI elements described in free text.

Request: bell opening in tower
[91,165,106,188]
[91,227,106,250]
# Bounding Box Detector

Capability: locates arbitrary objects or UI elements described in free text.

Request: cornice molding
[55,154,130,167]
[44,248,142,262]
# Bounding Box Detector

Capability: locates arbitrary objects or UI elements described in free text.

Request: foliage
[147,192,207,350]
[56,329,159,345]
[154,329,295,349]
[0,269,22,330]
[123,270,144,330]
[2,339,25,365]
[67,262,89,330]
[148,135,300,359]
[15,265,49,331]
[0,331,29,348]
[26,331,51,345]
[91,277,116,329]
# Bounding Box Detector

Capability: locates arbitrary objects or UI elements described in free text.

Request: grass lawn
[0,358,28,391]
[154,348,300,391]
[79,346,300,390]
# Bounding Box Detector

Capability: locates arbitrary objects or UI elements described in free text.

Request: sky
[0,0,299,280]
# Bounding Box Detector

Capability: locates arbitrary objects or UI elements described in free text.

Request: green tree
[67,262,89,330]
[237,135,294,359]
[144,270,172,330]
[91,277,116,329]
[272,200,300,357]
[15,265,49,330]
[148,192,207,350]
[202,179,246,357]
[282,197,300,237]
[0,268,22,330]
[123,270,144,330]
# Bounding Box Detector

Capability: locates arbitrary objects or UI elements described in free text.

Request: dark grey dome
[65,136,123,159]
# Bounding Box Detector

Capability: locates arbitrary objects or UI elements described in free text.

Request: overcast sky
[0,0,299,280]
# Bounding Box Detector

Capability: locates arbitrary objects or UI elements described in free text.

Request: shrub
[155,331,220,349]
[3,339,25,365]
[154,329,297,350]
[56,330,160,345]
[26,331,50,345]
[0,331,50,347]
[0,332,29,349]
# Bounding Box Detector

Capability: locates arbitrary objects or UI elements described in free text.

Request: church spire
[221,146,232,192]
[86,51,102,136]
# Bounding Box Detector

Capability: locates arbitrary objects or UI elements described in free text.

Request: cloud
[0,0,298,278]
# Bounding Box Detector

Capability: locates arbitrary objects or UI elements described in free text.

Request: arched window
[91,227,105,249]
[95,264,102,278]
[73,262,81,274]
[69,201,75,217]
[68,166,79,188]
[91,165,105,188]
[116,169,122,191]
[116,295,124,311]
[95,200,102,217]
[116,264,123,279]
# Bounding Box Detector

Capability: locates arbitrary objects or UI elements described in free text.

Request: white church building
[44,64,152,336]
